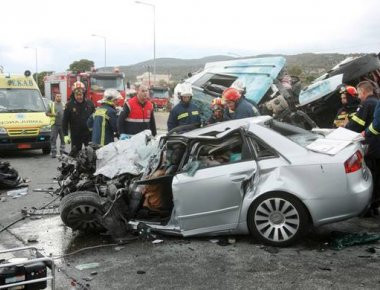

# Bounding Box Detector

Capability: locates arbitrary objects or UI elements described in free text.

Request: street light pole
[91,34,107,69]
[135,1,156,85]
[24,46,38,85]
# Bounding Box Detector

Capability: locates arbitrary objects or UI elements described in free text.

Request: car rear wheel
[247,192,309,247]
[60,191,105,233]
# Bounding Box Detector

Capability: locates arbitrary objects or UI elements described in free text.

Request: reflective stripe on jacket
[167,101,201,131]
[88,103,117,146]
[117,96,157,136]
[346,96,378,133]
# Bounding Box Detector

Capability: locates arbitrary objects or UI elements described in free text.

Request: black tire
[247,192,309,247]
[60,191,105,232]
[42,147,51,155]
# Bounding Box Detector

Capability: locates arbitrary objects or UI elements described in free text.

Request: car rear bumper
[0,134,51,150]
[307,168,373,226]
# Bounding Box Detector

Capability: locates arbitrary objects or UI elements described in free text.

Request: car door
[172,136,257,236]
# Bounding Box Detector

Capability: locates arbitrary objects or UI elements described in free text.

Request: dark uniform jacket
[62,98,95,139]
[87,103,118,146]
[167,101,201,131]
[346,95,380,158]
[117,96,157,136]
[333,106,359,128]
[224,98,256,120]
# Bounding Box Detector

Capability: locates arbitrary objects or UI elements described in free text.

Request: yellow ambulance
[0,71,51,154]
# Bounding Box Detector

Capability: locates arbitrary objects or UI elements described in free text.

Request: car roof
[179,116,273,139]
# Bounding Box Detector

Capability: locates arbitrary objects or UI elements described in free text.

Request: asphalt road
[1,111,380,289]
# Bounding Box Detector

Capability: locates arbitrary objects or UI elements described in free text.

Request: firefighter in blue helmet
[167,83,201,131]
[88,88,121,146]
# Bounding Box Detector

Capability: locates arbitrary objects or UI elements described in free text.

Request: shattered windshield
[269,120,319,147]
[90,76,125,91]
[0,89,45,113]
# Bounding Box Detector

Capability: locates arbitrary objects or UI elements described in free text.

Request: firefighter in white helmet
[88,89,121,146]
[167,83,201,131]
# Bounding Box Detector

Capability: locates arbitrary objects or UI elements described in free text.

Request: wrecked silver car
[59,117,372,246]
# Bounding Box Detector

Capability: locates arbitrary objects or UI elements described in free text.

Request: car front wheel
[60,191,105,233]
[247,192,309,247]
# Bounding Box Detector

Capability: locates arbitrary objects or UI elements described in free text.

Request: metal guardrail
[0,246,55,289]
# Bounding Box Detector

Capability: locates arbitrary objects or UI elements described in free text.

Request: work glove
[120,134,130,140]
[64,135,71,144]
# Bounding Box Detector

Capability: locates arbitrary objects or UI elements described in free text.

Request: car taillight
[344,150,363,173]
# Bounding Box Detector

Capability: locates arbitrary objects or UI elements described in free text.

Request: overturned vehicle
[177,53,380,129]
[59,117,372,246]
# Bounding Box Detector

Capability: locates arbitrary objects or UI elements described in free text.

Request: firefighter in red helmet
[333,85,360,128]
[222,88,255,120]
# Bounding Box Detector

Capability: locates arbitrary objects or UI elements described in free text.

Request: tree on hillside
[68,59,94,72]
[33,71,53,95]
[287,65,303,77]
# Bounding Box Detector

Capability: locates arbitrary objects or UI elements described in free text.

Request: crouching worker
[88,89,121,146]
[207,97,225,124]
[333,85,359,128]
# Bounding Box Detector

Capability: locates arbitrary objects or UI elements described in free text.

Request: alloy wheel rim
[254,198,300,242]
[67,205,103,230]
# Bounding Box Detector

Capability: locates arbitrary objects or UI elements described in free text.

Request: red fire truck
[44,69,126,106]
[149,86,170,111]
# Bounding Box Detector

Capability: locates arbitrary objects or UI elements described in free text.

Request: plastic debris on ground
[75,262,100,271]
[7,187,28,198]
[330,231,380,250]
[209,237,237,246]
[94,130,160,179]
[0,161,24,189]
[152,239,164,244]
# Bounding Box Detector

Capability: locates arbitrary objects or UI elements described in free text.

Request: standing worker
[346,81,380,214]
[351,81,380,215]
[88,89,121,146]
[333,85,360,128]
[222,88,256,120]
[167,83,201,131]
[45,93,65,158]
[62,81,95,155]
[117,84,157,139]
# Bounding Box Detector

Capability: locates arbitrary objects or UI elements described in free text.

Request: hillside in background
[103,53,366,84]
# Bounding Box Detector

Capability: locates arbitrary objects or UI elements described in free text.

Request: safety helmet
[231,79,245,93]
[72,81,85,92]
[339,85,357,97]
[210,97,224,111]
[222,88,241,102]
[180,83,193,97]
[102,88,122,102]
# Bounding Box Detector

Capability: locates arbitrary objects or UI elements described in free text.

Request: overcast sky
[1,0,379,73]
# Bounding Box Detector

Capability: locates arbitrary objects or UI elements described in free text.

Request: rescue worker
[346,81,380,215]
[231,79,260,115]
[333,85,360,128]
[62,81,95,156]
[45,93,65,158]
[222,88,256,120]
[355,81,380,214]
[87,89,120,146]
[207,97,225,124]
[117,84,157,139]
[167,83,201,131]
